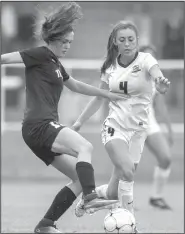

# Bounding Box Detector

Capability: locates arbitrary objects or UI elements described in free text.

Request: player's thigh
[129,131,147,164]
[51,126,92,154]
[51,154,79,181]
[105,138,133,173]
[146,132,171,161]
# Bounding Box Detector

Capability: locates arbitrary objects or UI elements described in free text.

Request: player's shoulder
[21,46,52,60]
[137,52,157,67]
[138,52,153,60]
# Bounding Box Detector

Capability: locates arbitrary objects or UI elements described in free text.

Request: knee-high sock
[35,186,76,229]
[151,166,171,198]
[76,162,96,196]
[118,180,134,215]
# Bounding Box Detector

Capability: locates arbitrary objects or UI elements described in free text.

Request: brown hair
[101,21,138,74]
[38,2,83,44]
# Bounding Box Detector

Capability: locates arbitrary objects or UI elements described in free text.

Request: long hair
[101,21,139,75]
[37,2,83,44]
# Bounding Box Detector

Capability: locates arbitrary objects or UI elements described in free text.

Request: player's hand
[72,121,82,132]
[155,76,170,94]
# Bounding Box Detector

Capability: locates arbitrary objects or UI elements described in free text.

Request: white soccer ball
[104,208,136,233]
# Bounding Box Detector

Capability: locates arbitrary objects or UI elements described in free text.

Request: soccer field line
[1,122,184,134]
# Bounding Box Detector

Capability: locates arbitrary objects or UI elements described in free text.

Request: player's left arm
[149,64,170,94]
[154,94,174,145]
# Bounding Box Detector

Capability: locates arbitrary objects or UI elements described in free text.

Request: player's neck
[46,44,58,58]
[119,54,135,65]
[119,52,138,66]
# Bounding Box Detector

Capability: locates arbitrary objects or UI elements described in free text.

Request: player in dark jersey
[1,2,122,233]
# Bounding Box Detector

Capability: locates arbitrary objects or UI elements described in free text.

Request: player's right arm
[1,52,23,64]
[72,80,109,131]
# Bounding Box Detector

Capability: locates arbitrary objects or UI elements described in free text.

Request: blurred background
[1,1,184,232]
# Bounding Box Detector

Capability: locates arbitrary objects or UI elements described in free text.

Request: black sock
[76,161,96,196]
[42,186,76,222]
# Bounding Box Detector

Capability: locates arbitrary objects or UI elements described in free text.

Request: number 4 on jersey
[119,81,128,94]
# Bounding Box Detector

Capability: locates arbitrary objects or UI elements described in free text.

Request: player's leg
[51,125,118,216]
[99,122,137,214]
[51,125,97,198]
[105,138,135,214]
[34,155,81,233]
[96,166,119,200]
[145,132,172,209]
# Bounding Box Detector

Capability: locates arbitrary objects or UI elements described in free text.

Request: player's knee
[79,140,93,154]
[119,164,135,182]
[159,156,171,169]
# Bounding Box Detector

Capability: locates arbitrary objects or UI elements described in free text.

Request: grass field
[1,180,184,233]
[1,127,184,233]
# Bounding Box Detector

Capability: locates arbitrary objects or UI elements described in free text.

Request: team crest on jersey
[131,65,141,73]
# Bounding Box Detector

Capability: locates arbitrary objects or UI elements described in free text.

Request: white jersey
[101,52,158,131]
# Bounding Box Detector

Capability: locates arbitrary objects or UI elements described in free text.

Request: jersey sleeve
[19,47,48,68]
[60,65,70,81]
[144,53,158,72]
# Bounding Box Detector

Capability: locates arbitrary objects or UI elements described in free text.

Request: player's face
[55,31,74,58]
[115,28,138,57]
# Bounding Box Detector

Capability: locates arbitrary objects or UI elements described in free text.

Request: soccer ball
[104,208,136,233]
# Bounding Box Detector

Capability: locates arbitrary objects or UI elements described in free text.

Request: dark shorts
[22,120,66,166]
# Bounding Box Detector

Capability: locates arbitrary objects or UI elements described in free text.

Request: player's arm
[153,94,174,145]
[72,81,109,131]
[1,52,23,64]
[64,76,123,101]
[149,64,170,94]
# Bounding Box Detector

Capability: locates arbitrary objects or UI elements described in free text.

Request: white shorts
[147,109,161,136]
[101,119,147,164]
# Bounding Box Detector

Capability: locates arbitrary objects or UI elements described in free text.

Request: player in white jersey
[73,21,170,231]
[139,45,173,210]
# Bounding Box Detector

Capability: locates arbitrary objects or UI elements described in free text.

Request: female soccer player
[73,20,170,231]
[1,2,122,233]
[139,45,173,210]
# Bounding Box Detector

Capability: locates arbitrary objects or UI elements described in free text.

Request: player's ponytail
[101,32,119,75]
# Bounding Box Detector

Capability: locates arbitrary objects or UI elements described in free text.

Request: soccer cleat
[149,197,172,210]
[34,224,62,233]
[75,191,119,217]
